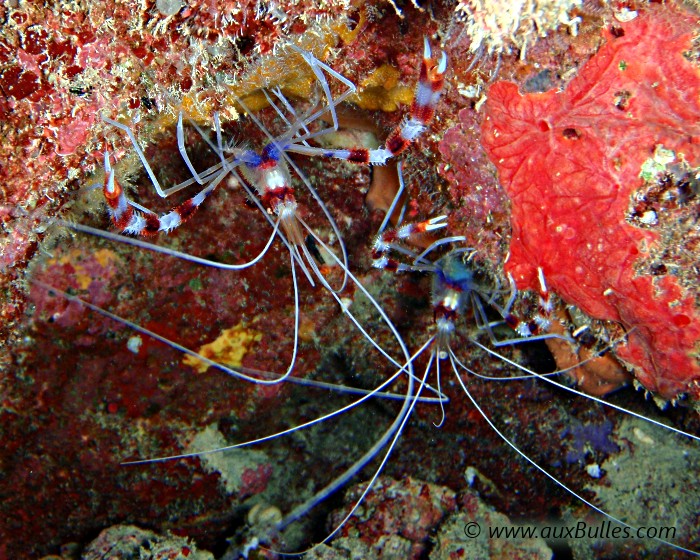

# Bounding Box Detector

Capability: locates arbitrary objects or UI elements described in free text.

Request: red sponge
[481,3,700,399]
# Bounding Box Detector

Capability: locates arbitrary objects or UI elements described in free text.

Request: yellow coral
[153,11,366,130]
[228,12,365,112]
[184,322,263,373]
[350,65,414,112]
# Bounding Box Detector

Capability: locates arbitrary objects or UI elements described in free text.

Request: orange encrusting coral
[153,11,366,128]
[481,3,700,400]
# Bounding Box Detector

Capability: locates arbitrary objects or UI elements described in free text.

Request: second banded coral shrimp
[359,174,700,558]
[27,38,452,554]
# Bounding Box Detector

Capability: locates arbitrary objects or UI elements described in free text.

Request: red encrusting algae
[481,2,700,400]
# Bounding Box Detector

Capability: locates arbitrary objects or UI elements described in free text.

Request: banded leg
[286,37,447,165]
[470,267,574,348]
[102,151,226,236]
[502,267,555,338]
[371,216,448,272]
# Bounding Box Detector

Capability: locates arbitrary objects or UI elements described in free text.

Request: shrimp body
[432,254,474,356]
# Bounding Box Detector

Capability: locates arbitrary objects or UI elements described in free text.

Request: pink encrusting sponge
[481,3,700,400]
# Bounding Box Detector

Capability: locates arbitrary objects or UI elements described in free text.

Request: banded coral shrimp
[321,169,700,559]
[50,34,447,370]
[20,37,454,555]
